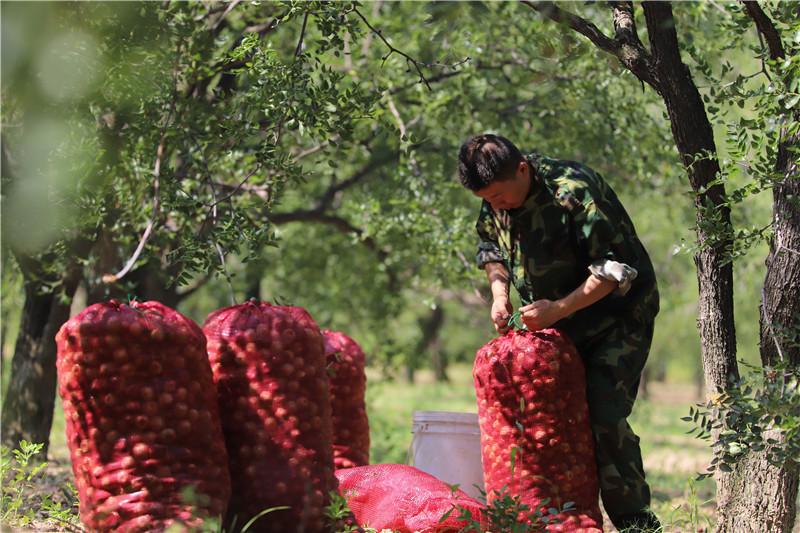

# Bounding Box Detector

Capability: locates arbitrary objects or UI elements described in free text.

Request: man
[458,133,661,532]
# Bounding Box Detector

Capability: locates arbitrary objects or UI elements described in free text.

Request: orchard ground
[5,364,799,532]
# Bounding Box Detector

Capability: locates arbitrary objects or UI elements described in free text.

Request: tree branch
[742,1,785,60]
[350,4,470,91]
[313,144,399,210]
[211,0,242,31]
[520,1,616,51]
[267,209,387,261]
[263,147,403,282]
[294,10,309,58]
[520,1,657,89]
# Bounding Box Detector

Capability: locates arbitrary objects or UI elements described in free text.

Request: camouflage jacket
[475,153,659,340]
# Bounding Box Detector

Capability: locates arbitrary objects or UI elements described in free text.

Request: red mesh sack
[55,299,230,532]
[277,304,320,331]
[473,328,603,532]
[335,464,486,532]
[323,330,369,469]
[203,301,337,533]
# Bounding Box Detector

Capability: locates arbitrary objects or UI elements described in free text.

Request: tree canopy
[2,1,689,361]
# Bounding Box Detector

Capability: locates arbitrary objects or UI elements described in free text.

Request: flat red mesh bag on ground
[473,328,603,532]
[203,301,339,533]
[335,464,486,532]
[55,300,230,532]
[323,330,370,469]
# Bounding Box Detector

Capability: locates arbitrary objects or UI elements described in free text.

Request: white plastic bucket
[408,410,485,502]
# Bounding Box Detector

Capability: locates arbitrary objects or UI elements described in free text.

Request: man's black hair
[457,134,526,192]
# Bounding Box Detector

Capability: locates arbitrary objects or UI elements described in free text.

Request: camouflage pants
[569,319,661,532]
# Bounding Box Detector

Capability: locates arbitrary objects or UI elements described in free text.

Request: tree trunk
[1,262,82,457]
[756,28,800,376]
[639,2,739,398]
[715,107,800,533]
[638,9,752,527]
[637,364,649,400]
[713,5,800,532]
[420,304,447,382]
[715,433,799,533]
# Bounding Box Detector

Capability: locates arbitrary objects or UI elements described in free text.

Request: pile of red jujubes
[203,301,340,533]
[55,300,230,532]
[323,329,370,469]
[473,328,603,533]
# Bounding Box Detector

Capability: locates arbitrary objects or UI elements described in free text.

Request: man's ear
[518,161,528,176]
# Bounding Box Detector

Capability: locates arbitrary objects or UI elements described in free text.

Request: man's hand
[519,299,566,331]
[491,297,514,334]
[519,275,619,331]
[485,262,513,334]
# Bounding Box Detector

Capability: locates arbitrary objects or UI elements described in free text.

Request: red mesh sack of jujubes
[335,463,486,533]
[203,301,339,533]
[473,328,603,533]
[322,330,369,469]
[55,299,231,533]
[277,304,321,332]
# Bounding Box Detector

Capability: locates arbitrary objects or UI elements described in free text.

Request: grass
[0,362,750,533]
[365,364,480,466]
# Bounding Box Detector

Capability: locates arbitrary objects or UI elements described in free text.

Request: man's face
[473,162,530,210]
